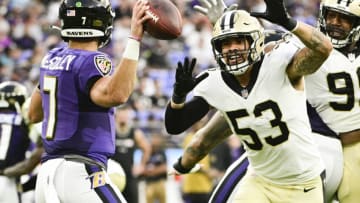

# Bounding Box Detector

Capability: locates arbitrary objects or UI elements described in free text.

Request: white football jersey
[305,49,360,134]
[194,37,324,185]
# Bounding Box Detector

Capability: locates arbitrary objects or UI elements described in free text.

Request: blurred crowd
[0,0,321,146]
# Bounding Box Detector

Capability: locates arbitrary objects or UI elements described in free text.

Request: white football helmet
[319,0,360,48]
[211,10,265,75]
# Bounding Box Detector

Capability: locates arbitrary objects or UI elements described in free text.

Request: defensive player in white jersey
[187,0,344,202]
[187,110,342,203]
[305,0,360,202]
[165,0,333,202]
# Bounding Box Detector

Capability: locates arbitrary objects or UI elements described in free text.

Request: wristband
[173,157,192,174]
[172,94,186,104]
[123,38,140,60]
[129,35,141,42]
[285,18,298,32]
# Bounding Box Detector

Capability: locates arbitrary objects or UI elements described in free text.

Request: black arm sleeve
[85,76,102,95]
[165,96,210,134]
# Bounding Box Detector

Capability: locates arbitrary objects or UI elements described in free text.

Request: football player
[27,0,151,202]
[182,0,346,202]
[195,110,342,203]
[0,81,31,203]
[166,0,332,202]
[305,0,360,202]
[199,0,360,202]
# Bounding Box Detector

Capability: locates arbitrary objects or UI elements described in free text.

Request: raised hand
[172,57,209,104]
[250,0,297,31]
[193,0,238,25]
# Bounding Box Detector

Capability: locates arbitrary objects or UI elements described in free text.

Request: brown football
[144,0,182,40]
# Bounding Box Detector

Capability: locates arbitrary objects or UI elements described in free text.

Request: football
[144,0,182,40]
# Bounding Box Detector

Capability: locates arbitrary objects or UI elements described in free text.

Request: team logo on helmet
[94,55,112,76]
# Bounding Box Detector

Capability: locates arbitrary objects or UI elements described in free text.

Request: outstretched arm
[165,97,210,134]
[171,112,232,173]
[287,23,332,82]
[165,57,209,134]
[90,1,152,107]
[250,0,332,85]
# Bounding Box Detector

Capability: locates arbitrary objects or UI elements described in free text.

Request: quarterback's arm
[165,96,210,134]
[286,22,332,85]
[90,1,152,108]
[90,57,140,107]
[180,111,233,170]
[248,0,332,86]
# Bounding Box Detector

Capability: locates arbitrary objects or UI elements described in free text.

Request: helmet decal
[220,11,236,31]
[66,9,76,16]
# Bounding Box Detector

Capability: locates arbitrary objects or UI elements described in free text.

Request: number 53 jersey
[194,39,324,185]
[305,49,360,134]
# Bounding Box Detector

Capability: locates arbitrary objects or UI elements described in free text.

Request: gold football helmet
[211,10,265,75]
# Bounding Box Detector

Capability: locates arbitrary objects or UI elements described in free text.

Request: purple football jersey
[39,46,115,165]
[0,112,30,169]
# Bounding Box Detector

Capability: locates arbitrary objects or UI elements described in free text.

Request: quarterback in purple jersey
[28,0,152,202]
[0,81,30,203]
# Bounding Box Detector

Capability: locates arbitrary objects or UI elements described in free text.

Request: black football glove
[250,0,297,31]
[172,57,209,104]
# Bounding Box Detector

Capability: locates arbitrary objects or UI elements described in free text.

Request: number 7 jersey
[193,38,324,185]
[38,46,115,165]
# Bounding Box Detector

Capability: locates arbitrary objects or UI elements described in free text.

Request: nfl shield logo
[94,55,112,76]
